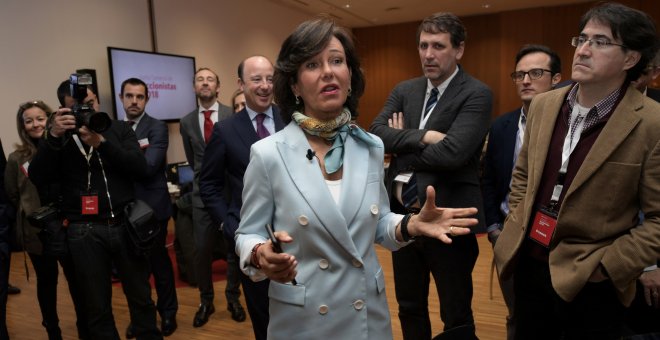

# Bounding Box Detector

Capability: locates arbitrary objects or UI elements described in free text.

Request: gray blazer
[236,122,405,340]
[179,103,232,207]
[370,67,492,232]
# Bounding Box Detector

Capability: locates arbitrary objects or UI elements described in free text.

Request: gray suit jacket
[370,67,492,232]
[179,103,232,207]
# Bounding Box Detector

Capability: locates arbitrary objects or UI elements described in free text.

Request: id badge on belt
[529,207,558,248]
[81,191,99,215]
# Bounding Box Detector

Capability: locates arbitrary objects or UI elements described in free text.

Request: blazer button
[319,259,329,270]
[298,215,309,226]
[370,204,378,215]
[353,299,365,310]
[351,259,362,268]
[318,305,329,315]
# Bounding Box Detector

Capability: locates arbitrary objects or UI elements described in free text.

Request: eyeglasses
[571,36,627,49]
[510,69,552,82]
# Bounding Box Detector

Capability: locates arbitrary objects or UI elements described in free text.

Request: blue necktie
[401,87,439,210]
[423,87,439,119]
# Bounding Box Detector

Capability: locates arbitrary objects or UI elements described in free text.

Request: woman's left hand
[408,186,478,244]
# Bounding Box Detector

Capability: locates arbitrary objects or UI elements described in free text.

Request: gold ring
[449,226,455,235]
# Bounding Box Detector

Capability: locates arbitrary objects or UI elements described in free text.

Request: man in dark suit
[0,139,11,339]
[120,78,178,337]
[481,44,561,340]
[199,55,283,340]
[370,12,492,340]
[625,52,660,337]
[179,68,240,327]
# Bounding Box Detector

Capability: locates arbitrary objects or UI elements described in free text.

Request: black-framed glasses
[510,69,552,82]
[571,36,627,49]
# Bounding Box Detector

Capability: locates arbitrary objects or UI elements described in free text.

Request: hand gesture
[406,186,478,244]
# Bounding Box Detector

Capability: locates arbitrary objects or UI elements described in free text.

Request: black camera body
[68,73,111,133]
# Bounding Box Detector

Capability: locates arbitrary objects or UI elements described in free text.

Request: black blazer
[481,109,521,227]
[370,67,492,233]
[647,87,660,103]
[133,113,172,221]
[199,106,284,246]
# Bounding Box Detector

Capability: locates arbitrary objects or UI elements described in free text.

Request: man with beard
[120,78,178,337]
[179,68,242,328]
[370,12,492,340]
[200,56,284,340]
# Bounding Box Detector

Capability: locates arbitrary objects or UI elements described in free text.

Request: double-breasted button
[319,259,329,270]
[298,215,309,226]
[351,259,362,268]
[353,300,365,310]
[319,305,329,315]
[370,204,379,215]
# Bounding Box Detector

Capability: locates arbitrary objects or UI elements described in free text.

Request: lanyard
[550,104,590,207]
[72,135,115,218]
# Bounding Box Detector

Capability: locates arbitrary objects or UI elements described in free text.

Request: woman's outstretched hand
[407,186,478,244]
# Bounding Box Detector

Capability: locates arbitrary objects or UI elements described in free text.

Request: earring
[347,88,352,97]
[295,96,300,105]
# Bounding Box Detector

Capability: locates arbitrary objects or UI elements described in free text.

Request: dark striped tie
[423,87,439,119]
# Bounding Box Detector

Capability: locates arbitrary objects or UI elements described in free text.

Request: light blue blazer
[236,122,405,340]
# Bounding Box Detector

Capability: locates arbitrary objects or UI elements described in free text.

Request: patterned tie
[255,113,270,139]
[203,110,214,143]
[423,87,439,119]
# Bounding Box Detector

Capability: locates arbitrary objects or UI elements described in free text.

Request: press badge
[529,208,558,248]
[81,191,99,215]
[138,138,150,149]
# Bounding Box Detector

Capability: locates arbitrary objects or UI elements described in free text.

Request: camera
[68,73,111,133]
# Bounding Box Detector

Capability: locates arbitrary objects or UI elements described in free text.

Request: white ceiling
[269,0,594,28]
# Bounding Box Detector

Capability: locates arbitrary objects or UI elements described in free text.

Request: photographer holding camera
[29,75,162,339]
[4,100,89,340]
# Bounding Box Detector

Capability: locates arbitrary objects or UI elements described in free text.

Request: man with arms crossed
[370,12,492,340]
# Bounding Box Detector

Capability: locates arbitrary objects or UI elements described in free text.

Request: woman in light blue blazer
[235,18,478,340]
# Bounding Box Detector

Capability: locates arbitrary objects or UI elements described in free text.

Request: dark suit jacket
[481,108,521,227]
[646,87,660,102]
[370,67,492,233]
[0,140,10,258]
[179,103,232,208]
[133,113,172,221]
[199,106,284,246]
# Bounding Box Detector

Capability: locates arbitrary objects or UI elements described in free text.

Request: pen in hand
[264,224,298,285]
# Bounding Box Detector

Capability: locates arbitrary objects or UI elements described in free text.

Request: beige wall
[0,0,310,162]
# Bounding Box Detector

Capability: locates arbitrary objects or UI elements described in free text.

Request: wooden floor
[5,235,507,340]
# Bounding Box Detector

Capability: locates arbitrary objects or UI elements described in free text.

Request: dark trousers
[624,279,660,337]
[514,254,625,340]
[147,219,178,319]
[29,252,89,339]
[0,251,9,340]
[192,206,240,304]
[68,222,161,340]
[239,271,269,340]
[393,234,479,339]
